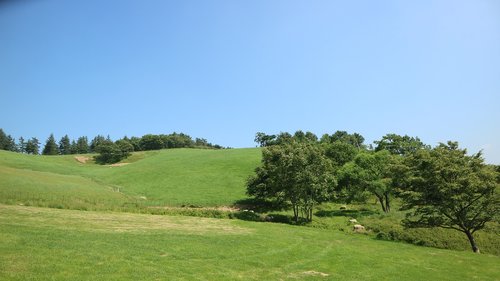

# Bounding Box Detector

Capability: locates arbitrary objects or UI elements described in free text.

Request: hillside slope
[0,148,261,207]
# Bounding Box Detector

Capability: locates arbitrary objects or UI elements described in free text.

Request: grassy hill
[1,204,499,281]
[0,148,261,207]
[1,148,499,258]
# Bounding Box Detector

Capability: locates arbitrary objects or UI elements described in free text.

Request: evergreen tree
[25,137,40,155]
[0,129,7,150]
[5,135,17,151]
[58,135,72,155]
[42,134,59,155]
[0,129,17,151]
[18,137,26,153]
[69,140,78,154]
[75,136,89,154]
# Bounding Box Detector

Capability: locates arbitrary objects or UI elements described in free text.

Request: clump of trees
[247,131,499,253]
[94,140,133,164]
[247,141,335,222]
[0,128,226,165]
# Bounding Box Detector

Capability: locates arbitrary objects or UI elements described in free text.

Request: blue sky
[1,0,499,163]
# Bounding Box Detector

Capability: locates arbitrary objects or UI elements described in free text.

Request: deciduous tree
[247,142,336,222]
[337,150,398,213]
[374,133,428,156]
[400,141,499,253]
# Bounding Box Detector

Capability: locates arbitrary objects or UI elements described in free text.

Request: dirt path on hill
[74,156,91,163]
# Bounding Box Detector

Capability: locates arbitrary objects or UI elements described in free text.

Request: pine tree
[42,134,59,155]
[18,137,26,153]
[59,135,71,155]
[0,129,13,151]
[25,137,40,155]
[76,136,89,154]
[5,135,17,152]
[70,140,78,154]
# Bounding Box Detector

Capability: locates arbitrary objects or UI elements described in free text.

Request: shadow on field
[234,198,285,213]
[232,198,297,224]
[315,209,378,219]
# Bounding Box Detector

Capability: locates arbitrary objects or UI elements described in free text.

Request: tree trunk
[465,230,480,253]
[384,193,390,213]
[292,204,298,223]
[377,196,387,213]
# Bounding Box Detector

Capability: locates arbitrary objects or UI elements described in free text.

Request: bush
[94,142,131,164]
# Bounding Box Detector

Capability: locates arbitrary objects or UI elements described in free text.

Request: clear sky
[1,0,499,163]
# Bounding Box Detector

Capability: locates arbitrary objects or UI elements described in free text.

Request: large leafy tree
[337,150,398,213]
[90,135,107,153]
[321,130,365,150]
[254,131,319,147]
[374,133,428,156]
[42,134,59,155]
[94,141,132,164]
[324,141,358,168]
[140,134,164,150]
[247,142,336,222]
[254,132,276,147]
[400,142,499,253]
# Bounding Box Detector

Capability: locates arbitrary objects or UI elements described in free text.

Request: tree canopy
[247,141,336,222]
[42,134,58,155]
[374,133,428,156]
[337,150,399,213]
[400,141,499,253]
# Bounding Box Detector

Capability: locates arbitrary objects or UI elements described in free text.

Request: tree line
[0,129,226,162]
[248,130,499,253]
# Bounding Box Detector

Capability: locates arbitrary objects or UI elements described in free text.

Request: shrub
[94,142,131,164]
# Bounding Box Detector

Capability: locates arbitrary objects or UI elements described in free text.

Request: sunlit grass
[1,204,498,281]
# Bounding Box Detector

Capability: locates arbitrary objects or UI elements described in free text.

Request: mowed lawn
[0,148,261,207]
[1,204,498,281]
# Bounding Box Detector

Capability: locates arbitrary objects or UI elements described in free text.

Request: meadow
[0,148,261,207]
[0,148,499,280]
[1,204,499,281]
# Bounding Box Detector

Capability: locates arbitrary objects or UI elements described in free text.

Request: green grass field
[1,148,499,280]
[1,204,498,281]
[0,148,261,207]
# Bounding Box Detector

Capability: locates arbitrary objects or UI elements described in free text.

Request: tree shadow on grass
[233,198,302,224]
[234,198,287,213]
[315,209,378,219]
